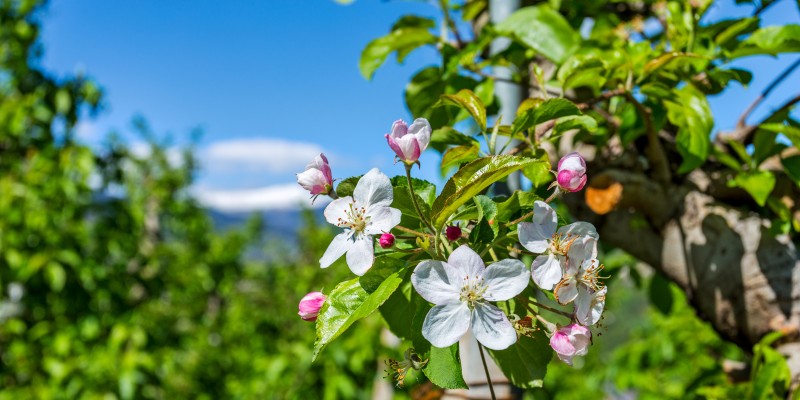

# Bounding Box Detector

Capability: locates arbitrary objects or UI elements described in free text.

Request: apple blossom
[411,246,529,350]
[550,323,591,366]
[296,153,334,201]
[385,118,431,164]
[554,258,605,308]
[379,233,395,249]
[298,291,326,322]
[518,201,598,290]
[320,168,401,275]
[576,285,607,326]
[556,152,587,192]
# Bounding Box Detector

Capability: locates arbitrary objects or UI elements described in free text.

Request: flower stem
[404,164,437,235]
[522,297,573,319]
[506,210,534,227]
[394,225,429,238]
[476,340,497,400]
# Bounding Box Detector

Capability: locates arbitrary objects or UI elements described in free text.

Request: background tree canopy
[0,0,798,399]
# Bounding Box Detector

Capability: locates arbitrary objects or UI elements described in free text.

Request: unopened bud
[298,291,326,322]
[445,225,462,241]
[379,233,395,249]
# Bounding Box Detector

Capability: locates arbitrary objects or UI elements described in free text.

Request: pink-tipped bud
[445,225,462,241]
[298,292,326,322]
[550,323,591,366]
[379,233,395,249]
[556,152,587,193]
[296,153,334,199]
[385,118,431,164]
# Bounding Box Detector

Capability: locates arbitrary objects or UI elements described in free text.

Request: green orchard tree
[353,0,800,392]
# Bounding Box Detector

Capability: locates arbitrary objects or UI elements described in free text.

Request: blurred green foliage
[0,1,391,398]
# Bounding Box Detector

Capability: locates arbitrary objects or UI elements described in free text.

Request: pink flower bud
[379,233,395,249]
[297,153,333,198]
[385,118,431,164]
[550,323,591,366]
[445,225,462,241]
[556,152,587,192]
[298,291,326,322]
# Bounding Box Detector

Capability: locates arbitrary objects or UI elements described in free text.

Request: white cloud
[193,183,330,212]
[201,138,324,174]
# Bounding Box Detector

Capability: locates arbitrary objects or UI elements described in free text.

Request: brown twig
[736,58,800,129]
[623,92,671,184]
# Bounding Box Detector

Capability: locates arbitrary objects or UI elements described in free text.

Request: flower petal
[392,134,421,161]
[364,206,401,235]
[518,201,558,253]
[422,302,471,348]
[483,259,529,301]
[557,152,586,173]
[554,277,579,304]
[471,303,517,350]
[297,168,329,194]
[353,168,393,208]
[557,221,598,240]
[411,260,462,305]
[517,222,550,253]
[532,201,558,234]
[345,234,374,276]
[577,286,606,326]
[447,245,485,278]
[324,197,354,227]
[550,331,576,356]
[567,324,591,356]
[531,254,564,290]
[391,119,408,138]
[567,235,597,266]
[320,232,353,268]
[408,118,431,152]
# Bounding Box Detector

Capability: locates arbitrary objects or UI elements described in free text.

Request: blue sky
[39,0,799,211]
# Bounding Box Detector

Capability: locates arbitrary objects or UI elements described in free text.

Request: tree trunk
[563,166,800,385]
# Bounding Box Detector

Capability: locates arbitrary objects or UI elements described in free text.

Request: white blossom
[320,168,401,275]
[411,246,529,350]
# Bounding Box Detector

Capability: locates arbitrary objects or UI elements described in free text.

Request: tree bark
[563,166,800,385]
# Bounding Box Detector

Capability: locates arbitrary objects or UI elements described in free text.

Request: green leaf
[513,98,581,135]
[424,345,468,389]
[472,195,499,238]
[715,17,759,49]
[521,159,552,189]
[730,170,776,206]
[664,86,713,173]
[410,293,468,389]
[390,176,437,206]
[642,52,707,77]
[360,28,438,80]
[392,15,436,31]
[751,334,792,399]
[781,155,800,187]
[760,122,800,149]
[487,330,552,388]
[494,190,540,222]
[380,277,413,339]
[557,55,607,92]
[429,126,478,153]
[437,89,487,130]
[648,274,674,315]
[430,155,541,228]
[335,176,361,198]
[729,25,800,59]
[552,115,598,136]
[496,5,580,64]
[392,186,432,227]
[313,257,406,360]
[441,143,481,176]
